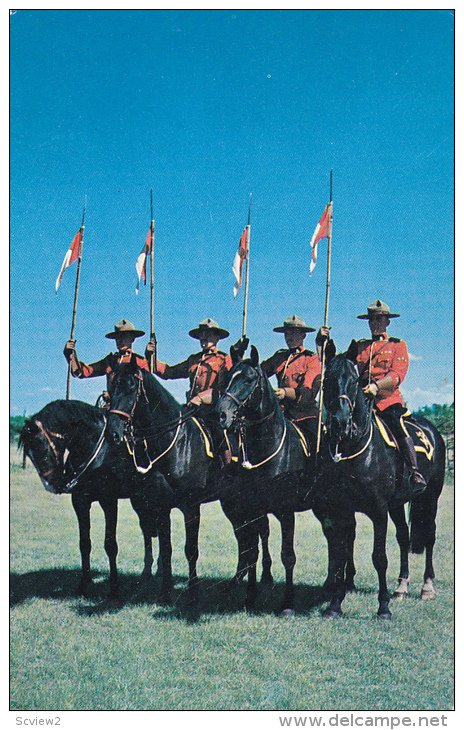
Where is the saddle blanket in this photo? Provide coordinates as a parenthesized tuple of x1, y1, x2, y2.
(375, 413, 434, 461)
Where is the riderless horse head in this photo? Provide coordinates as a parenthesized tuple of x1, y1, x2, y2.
(217, 346, 272, 432)
(19, 400, 107, 494)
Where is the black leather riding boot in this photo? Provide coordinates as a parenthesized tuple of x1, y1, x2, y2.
(401, 436, 427, 495)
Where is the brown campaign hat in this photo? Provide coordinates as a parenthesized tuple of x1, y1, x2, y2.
(357, 299, 400, 320)
(273, 314, 316, 333)
(105, 319, 145, 339)
(188, 318, 230, 340)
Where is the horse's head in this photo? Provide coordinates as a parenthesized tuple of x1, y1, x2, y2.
(216, 345, 267, 431)
(106, 357, 146, 446)
(323, 354, 361, 441)
(20, 415, 68, 493)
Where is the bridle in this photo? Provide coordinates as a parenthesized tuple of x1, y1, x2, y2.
(223, 366, 274, 428)
(108, 370, 148, 425)
(325, 375, 373, 463)
(25, 417, 106, 493)
(108, 367, 184, 474)
(222, 364, 287, 470)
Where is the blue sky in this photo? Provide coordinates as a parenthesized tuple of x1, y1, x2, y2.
(10, 9, 454, 415)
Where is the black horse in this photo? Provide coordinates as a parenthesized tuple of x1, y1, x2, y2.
(216, 346, 316, 613)
(317, 354, 446, 619)
(19, 399, 174, 600)
(105, 360, 273, 606)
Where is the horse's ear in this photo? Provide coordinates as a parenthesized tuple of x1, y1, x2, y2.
(250, 345, 259, 367)
(346, 340, 358, 363)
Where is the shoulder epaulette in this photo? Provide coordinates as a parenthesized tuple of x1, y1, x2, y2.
(357, 339, 370, 344)
(303, 349, 316, 356)
(388, 337, 401, 343)
(217, 350, 227, 357)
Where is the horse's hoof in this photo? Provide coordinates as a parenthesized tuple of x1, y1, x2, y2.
(377, 610, 392, 620)
(279, 608, 295, 617)
(346, 583, 356, 593)
(322, 608, 342, 619)
(421, 589, 437, 601)
(392, 588, 409, 601)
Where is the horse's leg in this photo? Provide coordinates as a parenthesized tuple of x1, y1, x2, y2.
(99, 496, 119, 598)
(258, 514, 273, 585)
(183, 506, 201, 605)
(222, 507, 259, 609)
(243, 520, 259, 611)
(371, 510, 391, 619)
(277, 511, 296, 616)
(421, 545, 437, 600)
(156, 509, 173, 604)
(71, 492, 93, 596)
(389, 505, 410, 599)
(319, 513, 349, 619)
(345, 515, 357, 592)
(130, 495, 155, 581)
(422, 497, 438, 601)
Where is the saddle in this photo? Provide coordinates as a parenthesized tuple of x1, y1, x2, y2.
(375, 413, 434, 461)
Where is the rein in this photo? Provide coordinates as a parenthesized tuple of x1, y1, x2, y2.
(124, 416, 182, 474)
(224, 366, 288, 469)
(326, 377, 374, 463)
(110, 369, 185, 474)
(62, 420, 107, 492)
(31, 417, 107, 493)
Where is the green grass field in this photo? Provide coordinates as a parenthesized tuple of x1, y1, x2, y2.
(10, 448, 454, 711)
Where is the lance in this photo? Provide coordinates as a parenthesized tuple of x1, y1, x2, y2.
(315, 171, 333, 455)
(242, 193, 252, 337)
(149, 190, 157, 373)
(66, 201, 86, 399)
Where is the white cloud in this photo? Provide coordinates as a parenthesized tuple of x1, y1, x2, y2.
(403, 382, 454, 411)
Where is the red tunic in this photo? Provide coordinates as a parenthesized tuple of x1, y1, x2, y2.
(155, 347, 233, 402)
(349, 335, 409, 411)
(72, 350, 149, 389)
(261, 346, 321, 420)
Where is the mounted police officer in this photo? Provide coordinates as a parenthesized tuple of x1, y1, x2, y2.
(332, 299, 427, 494)
(261, 314, 325, 452)
(145, 318, 248, 463)
(63, 320, 149, 405)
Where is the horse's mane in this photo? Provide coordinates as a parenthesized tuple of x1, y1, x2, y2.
(141, 368, 181, 412)
(229, 356, 281, 412)
(26, 399, 103, 435)
(325, 353, 358, 381)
